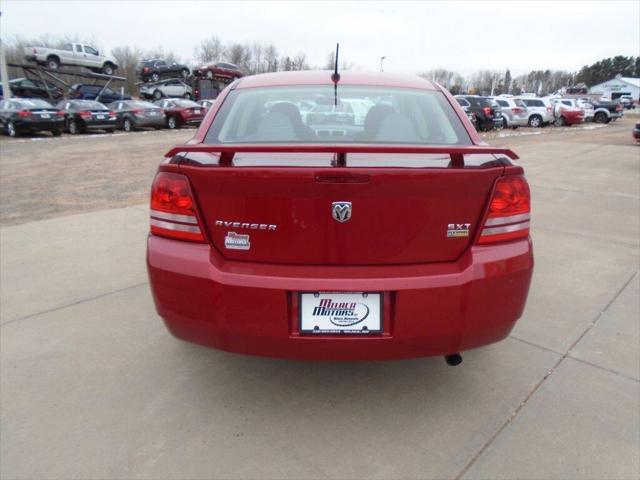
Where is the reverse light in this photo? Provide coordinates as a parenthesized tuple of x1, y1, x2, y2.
(477, 175, 530, 244)
(149, 172, 205, 242)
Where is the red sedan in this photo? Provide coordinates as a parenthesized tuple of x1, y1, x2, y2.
(147, 71, 534, 363)
(194, 61, 244, 80)
(154, 99, 205, 129)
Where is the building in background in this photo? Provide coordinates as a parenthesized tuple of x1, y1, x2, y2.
(590, 75, 639, 102)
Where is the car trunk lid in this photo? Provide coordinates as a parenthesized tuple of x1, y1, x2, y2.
(168, 145, 517, 266)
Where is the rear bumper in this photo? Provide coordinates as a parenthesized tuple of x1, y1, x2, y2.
(147, 236, 534, 360)
(133, 116, 165, 127)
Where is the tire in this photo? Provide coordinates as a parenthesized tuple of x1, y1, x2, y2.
(594, 111, 608, 124)
(528, 115, 542, 128)
(123, 118, 133, 132)
(151, 72, 160, 82)
(7, 121, 17, 137)
(46, 56, 60, 70)
(52, 129, 62, 137)
(180, 69, 189, 78)
(502, 117, 508, 129)
(68, 119, 79, 134)
(183, 92, 192, 99)
(167, 116, 177, 129)
(102, 63, 115, 76)
(153, 89, 163, 100)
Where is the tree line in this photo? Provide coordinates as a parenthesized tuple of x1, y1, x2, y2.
(3, 34, 637, 98)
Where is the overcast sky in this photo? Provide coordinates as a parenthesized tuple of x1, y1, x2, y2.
(1, 0, 638, 75)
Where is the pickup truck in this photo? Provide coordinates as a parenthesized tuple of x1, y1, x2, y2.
(592, 100, 623, 124)
(24, 43, 119, 76)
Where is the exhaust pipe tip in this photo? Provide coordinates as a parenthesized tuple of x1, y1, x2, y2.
(444, 353, 463, 366)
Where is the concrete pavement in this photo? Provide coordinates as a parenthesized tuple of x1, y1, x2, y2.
(1, 120, 638, 479)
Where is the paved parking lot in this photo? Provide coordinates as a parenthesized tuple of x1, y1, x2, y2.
(1, 118, 639, 479)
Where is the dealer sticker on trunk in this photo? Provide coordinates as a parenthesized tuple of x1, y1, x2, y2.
(224, 232, 250, 250)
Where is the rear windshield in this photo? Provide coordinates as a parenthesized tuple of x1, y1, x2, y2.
(173, 100, 200, 108)
(17, 99, 53, 109)
(128, 101, 158, 109)
(205, 85, 471, 145)
(72, 101, 107, 110)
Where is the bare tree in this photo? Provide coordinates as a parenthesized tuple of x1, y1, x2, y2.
(111, 46, 144, 95)
(194, 35, 223, 64)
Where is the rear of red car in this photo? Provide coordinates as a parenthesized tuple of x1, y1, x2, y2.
(147, 72, 533, 361)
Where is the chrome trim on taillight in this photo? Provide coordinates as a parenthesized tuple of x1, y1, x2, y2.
(150, 219, 201, 233)
(481, 221, 530, 237)
(484, 213, 530, 227)
(150, 209, 198, 224)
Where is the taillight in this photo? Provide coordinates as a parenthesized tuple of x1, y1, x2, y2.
(616, 104, 622, 112)
(511, 107, 523, 114)
(483, 106, 492, 116)
(18, 110, 32, 118)
(149, 172, 205, 242)
(143, 66, 149, 73)
(108, 111, 116, 117)
(56, 111, 65, 117)
(477, 175, 530, 244)
(546, 105, 552, 112)
(131, 109, 141, 115)
(79, 111, 92, 118)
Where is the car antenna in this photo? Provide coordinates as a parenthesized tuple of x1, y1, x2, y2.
(331, 43, 340, 107)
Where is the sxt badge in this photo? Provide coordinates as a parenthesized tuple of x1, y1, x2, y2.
(447, 223, 471, 238)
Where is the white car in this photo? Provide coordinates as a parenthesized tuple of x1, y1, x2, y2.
(24, 43, 118, 75)
(516, 97, 555, 128)
(491, 97, 529, 128)
(140, 79, 193, 100)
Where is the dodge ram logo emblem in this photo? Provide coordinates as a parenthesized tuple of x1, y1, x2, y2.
(332, 202, 352, 223)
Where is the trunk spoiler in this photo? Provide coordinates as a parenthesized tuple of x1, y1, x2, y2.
(165, 144, 518, 167)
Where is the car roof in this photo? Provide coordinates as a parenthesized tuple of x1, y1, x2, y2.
(235, 71, 438, 90)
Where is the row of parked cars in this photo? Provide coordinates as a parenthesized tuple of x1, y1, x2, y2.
(0, 97, 211, 137)
(455, 94, 624, 131)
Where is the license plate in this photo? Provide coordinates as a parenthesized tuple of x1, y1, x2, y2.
(40, 113, 50, 119)
(148, 111, 157, 116)
(194, 109, 201, 114)
(96, 115, 105, 120)
(299, 292, 382, 334)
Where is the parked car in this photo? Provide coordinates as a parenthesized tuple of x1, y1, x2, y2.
(576, 99, 595, 122)
(197, 99, 215, 110)
(24, 43, 118, 75)
(633, 122, 640, 143)
(591, 100, 623, 123)
(461, 105, 477, 128)
(455, 95, 502, 131)
(491, 97, 528, 129)
(68, 84, 131, 103)
(146, 71, 533, 361)
(139, 79, 193, 100)
(107, 100, 166, 131)
(0, 77, 64, 101)
(153, 98, 205, 129)
(619, 95, 635, 109)
(0, 98, 64, 137)
(551, 99, 585, 126)
(136, 59, 190, 83)
(56, 99, 116, 134)
(193, 62, 243, 80)
(517, 97, 554, 127)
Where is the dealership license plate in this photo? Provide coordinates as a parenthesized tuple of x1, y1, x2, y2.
(194, 109, 201, 114)
(40, 113, 50, 119)
(299, 292, 382, 334)
(96, 115, 105, 119)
